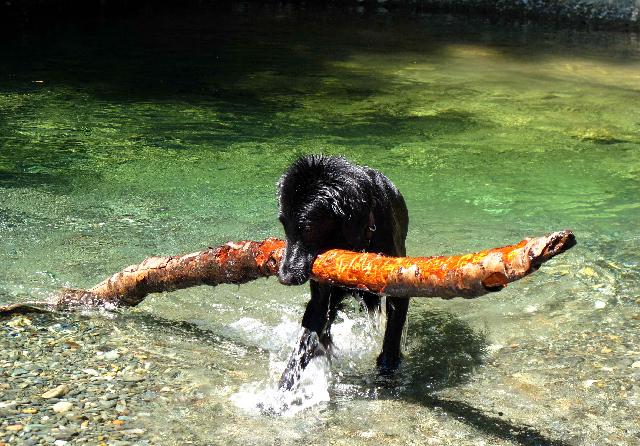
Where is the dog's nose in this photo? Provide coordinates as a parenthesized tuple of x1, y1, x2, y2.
(278, 241, 314, 286)
(278, 262, 309, 285)
(278, 271, 307, 286)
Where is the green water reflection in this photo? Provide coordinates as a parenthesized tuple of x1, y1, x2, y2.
(1, 10, 639, 446)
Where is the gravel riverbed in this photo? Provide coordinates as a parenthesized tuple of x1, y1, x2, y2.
(3, 300, 640, 446)
(0, 312, 201, 446)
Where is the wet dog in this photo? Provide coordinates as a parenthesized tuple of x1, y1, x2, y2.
(277, 155, 409, 389)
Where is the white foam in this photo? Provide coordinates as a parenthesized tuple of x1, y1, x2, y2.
(332, 311, 380, 357)
(229, 310, 382, 416)
(230, 355, 331, 417)
(225, 316, 300, 351)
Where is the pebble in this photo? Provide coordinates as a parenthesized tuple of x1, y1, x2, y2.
(124, 428, 146, 435)
(42, 384, 70, 399)
(594, 300, 607, 309)
(67, 389, 82, 397)
(6, 424, 23, 432)
(140, 391, 157, 401)
(6, 316, 32, 328)
(52, 401, 73, 414)
(101, 400, 117, 409)
(122, 375, 145, 382)
(54, 428, 78, 440)
(103, 350, 120, 360)
(632, 361, 640, 369)
(580, 267, 598, 278)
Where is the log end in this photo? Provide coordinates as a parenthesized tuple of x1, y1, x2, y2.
(477, 230, 576, 296)
(529, 230, 577, 270)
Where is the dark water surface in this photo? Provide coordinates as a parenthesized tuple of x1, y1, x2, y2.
(1, 9, 639, 445)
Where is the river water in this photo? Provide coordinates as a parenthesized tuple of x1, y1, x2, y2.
(1, 8, 639, 446)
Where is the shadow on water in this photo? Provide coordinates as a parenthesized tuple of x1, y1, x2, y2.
(411, 394, 576, 446)
(353, 309, 574, 446)
(1, 6, 637, 105)
(1, 6, 637, 192)
(401, 309, 487, 393)
(117, 310, 264, 355)
(0, 172, 72, 190)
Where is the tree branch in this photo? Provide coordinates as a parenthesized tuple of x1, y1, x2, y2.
(0, 231, 575, 316)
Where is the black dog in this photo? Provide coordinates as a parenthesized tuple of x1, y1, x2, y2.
(277, 155, 409, 390)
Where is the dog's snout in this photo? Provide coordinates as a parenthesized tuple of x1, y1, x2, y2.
(278, 242, 314, 286)
(279, 269, 308, 286)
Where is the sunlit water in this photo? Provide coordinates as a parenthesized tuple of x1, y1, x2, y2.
(1, 8, 639, 445)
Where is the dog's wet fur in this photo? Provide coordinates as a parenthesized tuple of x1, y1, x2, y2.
(277, 155, 409, 389)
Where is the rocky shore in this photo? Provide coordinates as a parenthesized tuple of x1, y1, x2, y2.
(1, 0, 639, 30)
(410, 0, 640, 29)
(0, 312, 196, 446)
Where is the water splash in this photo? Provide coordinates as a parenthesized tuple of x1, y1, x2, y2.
(230, 310, 381, 416)
(230, 355, 331, 417)
(222, 315, 304, 352)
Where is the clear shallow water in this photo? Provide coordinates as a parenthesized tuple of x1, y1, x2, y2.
(1, 9, 639, 445)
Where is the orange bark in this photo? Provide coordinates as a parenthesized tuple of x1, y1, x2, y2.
(311, 230, 575, 298)
(0, 230, 575, 315)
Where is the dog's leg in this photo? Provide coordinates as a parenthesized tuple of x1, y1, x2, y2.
(278, 328, 323, 390)
(377, 296, 410, 372)
(279, 281, 345, 390)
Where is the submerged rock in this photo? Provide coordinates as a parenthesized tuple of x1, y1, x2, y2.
(52, 401, 73, 414)
(42, 384, 70, 399)
(572, 128, 625, 144)
(102, 350, 120, 361)
(122, 375, 145, 383)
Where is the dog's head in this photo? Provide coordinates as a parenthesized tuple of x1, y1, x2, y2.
(277, 155, 375, 285)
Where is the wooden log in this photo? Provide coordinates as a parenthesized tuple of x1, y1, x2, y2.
(0, 230, 575, 316)
(313, 230, 576, 298)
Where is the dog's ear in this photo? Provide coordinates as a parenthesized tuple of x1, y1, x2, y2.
(340, 195, 378, 251)
(341, 211, 369, 250)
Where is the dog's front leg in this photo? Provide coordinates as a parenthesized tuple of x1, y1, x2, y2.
(279, 281, 345, 390)
(278, 328, 325, 390)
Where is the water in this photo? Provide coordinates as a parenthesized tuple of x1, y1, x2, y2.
(1, 8, 639, 445)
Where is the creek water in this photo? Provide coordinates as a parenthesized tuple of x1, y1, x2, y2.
(1, 8, 639, 445)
